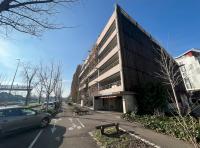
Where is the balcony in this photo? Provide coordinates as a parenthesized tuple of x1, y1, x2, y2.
(98, 85, 122, 96)
(97, 45, 119, 69)
(97, 64, 120, 82)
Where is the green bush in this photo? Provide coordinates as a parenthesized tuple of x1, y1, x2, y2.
(121, 112, 200, 142)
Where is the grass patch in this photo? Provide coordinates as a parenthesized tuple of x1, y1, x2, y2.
(40, 108, 58, 116)
(92, 127, 154, 148)
(121, 112, 200, 142)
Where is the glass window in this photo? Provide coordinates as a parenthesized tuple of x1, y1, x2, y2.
(5, 108, 22, 117)
(21, 109, 36, 116)
(180, 66, 186, 72)
(184, 78, 192, 89)
(0, 110, 4, 117)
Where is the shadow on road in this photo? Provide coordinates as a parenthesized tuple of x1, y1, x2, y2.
(34, 125, 66, 148)
(0, 125, 66, 148)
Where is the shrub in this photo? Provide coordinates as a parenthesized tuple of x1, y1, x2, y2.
(41, 109, 58, 116)
(121, 112, 200, 142)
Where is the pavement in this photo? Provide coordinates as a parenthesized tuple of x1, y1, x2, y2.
(0, 104, 194, 148)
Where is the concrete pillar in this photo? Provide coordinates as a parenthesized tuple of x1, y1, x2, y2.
(81, 99, 84, 107)
(122, 95, 138, 114)
(92, 96, 95, 110)
(122, 98, 127, 113)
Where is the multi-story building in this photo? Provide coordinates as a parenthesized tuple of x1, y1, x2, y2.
(175, 49, 200, 101)
(77, 5, 185, 113)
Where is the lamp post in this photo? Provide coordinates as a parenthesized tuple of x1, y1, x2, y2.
(9, 59, 20, 94)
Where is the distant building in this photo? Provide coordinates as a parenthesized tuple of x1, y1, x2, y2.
(76, 5, 185, 113)
(70, 65, 82, 103)
(175, 49, 200, 101)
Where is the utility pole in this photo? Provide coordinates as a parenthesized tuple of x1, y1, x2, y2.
(9, 59, 20, 94)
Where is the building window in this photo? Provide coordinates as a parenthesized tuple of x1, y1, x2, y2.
(184, 78, 192, 89)
(180, 65, 186, 72)
(188, 64, 193, 70)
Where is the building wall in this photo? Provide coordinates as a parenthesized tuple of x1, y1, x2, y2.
(116, 6, 167, 92)
(176, 51, 200, 91)
(76, 5, 186, 112)
(70, 65, 82, 103)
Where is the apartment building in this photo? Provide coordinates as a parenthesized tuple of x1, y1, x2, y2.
(77, 5, 184, 113)
(175, 49, 200, 100)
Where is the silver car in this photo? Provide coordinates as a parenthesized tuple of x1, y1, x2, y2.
(0, 106, 51, 136)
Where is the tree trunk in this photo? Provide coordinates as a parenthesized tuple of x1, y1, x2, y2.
(171, 83, 181, 115)
(25, 90, 31, 106)
(38, 93, 41, 104)
(46, 93, 50, 111)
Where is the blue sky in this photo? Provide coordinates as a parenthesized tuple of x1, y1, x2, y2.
(0, 0, 200, 96)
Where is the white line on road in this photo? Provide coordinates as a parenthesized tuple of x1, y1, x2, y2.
(28, 129, 43, 148)
(69, 118, 73, 122)
(76, 118, 85, 128)
(51, 120, 57, 134)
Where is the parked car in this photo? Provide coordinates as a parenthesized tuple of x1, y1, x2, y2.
(42, 101, 57, 110)
(0, 106, 51, 136)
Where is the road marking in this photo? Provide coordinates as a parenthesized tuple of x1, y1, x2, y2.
(77, 126, 82, 129)
(68, 118, 84, 131)
(72, 123, 77, 128)
(68, 127, 74, 131)
(51, 118, 62, 134)
(28, 129, 43, 148)
(51, 121, 57, 134)
(76, 118, 85, 127)
(69, 118, 73, 122)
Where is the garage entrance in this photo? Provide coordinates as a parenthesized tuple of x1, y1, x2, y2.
(94, 95, 123, 112)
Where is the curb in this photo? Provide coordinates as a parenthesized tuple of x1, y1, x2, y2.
(120, 127, 160, 148)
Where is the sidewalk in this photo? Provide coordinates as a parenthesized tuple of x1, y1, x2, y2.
(120, 122, 193, 148)
(108, 113, 193, 148)
(73, 104, 194, 148)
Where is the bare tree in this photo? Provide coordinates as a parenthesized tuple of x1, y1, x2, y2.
(39, 61, 61, 110)
(155, 48, 183, 115)
(155, 48, 199, 147)
(53, 78, 63, 110)
(35, 82, 44, 104)
(0, 74, 4, 85)
(22, 63, 38, 106)
(0, 0, 77, 36)
(54, 78, 63, 101)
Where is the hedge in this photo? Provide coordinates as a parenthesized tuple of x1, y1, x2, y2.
(121, 112, 200, 142)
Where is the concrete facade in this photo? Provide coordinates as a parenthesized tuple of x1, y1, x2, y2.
(176, 49, 200, 92)
(77, 5, 184, 113)
(175, 49, 200, 103)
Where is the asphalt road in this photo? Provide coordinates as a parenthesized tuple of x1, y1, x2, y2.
(0, 104, 122, 148)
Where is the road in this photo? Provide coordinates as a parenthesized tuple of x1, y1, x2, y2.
(0, 104, 122, 148)
(0, 104, 192, 148)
